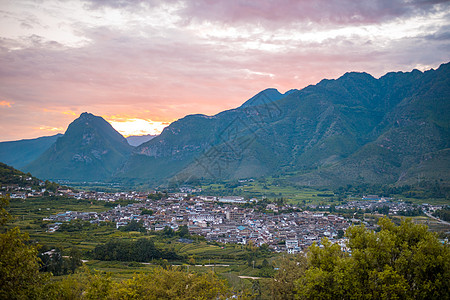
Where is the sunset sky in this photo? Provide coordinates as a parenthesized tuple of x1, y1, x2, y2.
(0, 0, 449, 141)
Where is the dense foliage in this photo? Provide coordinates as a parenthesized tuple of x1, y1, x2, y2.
(118, 220, 146, 232)
(38, 246, 82, 275)
(0, 162, 40, 186)
(433, 207, 450, 222)
(1, 196, 230, 299)
(273, 217, 450, 299)
(0, 197, 49, 299)
(93, 238, 179, 262)
(47, 266, 230, 300)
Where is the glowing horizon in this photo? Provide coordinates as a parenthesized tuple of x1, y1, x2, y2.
(0, 0, 449, 142)
(107, 118, 171, 137)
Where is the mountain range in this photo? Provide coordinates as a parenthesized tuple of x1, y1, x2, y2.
(125, 134, 157, 147)
(1, 63, 449, 189)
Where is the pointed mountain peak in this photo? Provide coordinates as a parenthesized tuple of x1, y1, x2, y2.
(66, 112, 121, 137)
(79, 112, 95, 118)
(339, 71, 375, 81)
(240, 88, 284, 108)
(25, 112, 132, 181)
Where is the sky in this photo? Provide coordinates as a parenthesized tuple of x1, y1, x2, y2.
(0, 0, 449, 141)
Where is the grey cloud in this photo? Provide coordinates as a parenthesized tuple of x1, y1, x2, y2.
(177, 0, 449, 27)
(82, 0, 178, 11)
(424, 25, 450, 40)
(80, 0, 449, 27)
(1, 0, 449, 141)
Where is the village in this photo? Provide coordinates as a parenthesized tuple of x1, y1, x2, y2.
(2, 178, 446, 253)
(26, 187, 443, 253)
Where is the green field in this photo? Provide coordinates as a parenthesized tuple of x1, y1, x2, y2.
(5, 191, 448, 297)
(6, 195, 278, 295)
(200, 177, 450, 207)
(200, 179, 339, 205)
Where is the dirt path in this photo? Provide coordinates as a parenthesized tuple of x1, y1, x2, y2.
(423, 210, 450, 226)
(238, 276, 262, 280)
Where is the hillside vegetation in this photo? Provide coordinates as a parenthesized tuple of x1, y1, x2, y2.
(3, 63, 449, 192)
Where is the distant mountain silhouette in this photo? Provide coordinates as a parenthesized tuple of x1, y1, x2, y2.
(126, 134, 157, 147)
(9, 63, 450, 189)
(25, 113, 132, 181)
(0, 134, 62, 169)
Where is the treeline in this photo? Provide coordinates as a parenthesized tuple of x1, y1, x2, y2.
(0, 162, 40, 186)
(103, 199, 141, 207)
(397, 206, 423, 216)
(2, 196, 232, 299)
(306, 204, 422, 217)
(92, 238, 180, 262)
(2, 195, 449, 299)
(433, 207, 450, 222)
(334, 182, 449, 199)
(52, 267, 229, 299)
(38, 247, 82, 275)
(272, 217, 450, 299)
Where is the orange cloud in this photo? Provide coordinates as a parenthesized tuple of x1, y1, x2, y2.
(34, 125, 65, 132)
(43, 108, 77, 116)
(0, 100, 13, 107)
(62, 110, 77, 116)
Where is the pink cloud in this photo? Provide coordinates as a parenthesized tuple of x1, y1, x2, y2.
(0, 100, 13, 107)
(0, 0, 449, 141)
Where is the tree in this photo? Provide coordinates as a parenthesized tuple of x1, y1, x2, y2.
(0, 196, 11, 226)
(258, 258, 275, 278)
(0, 197, 49, 299)
(39, 247, 69, 275)
(176, 225, 190, 238)
(110, 267, 230, 299)
(291, 217, 450, 300)
(162, 226, 175, 237)
(119, 220, 145, 232)
(271, 254, 307, 299)
(140, 208, 154, 215)
(68, 247, 83, 273)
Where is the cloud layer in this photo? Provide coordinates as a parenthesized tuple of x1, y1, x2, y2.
(0, 0, 449, 141)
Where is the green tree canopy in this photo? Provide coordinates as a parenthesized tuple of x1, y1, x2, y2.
(0, 197, 49, 299)
(291, 217, 450, 300)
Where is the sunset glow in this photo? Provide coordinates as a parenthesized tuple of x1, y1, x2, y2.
(0, 101, 12, 107)
(107, 118, 170, 137)
(0, 0, 449, 141)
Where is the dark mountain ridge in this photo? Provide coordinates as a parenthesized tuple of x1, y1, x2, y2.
(117, 63, 449, 188)
(8, 63, 450, 189)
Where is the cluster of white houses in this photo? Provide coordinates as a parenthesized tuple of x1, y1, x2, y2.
(5, 184, 445, 253)
(44, 193, 352, 253)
